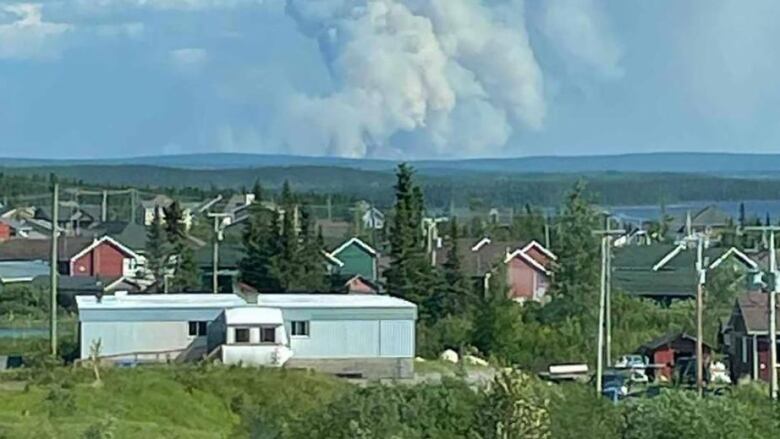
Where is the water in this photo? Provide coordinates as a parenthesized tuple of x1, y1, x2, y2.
(608, 200, 780, 224)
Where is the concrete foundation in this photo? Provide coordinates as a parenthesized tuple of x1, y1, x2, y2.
(286, 357, 414, 379)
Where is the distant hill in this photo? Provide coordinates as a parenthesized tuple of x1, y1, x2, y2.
(5, 152, 780, 175)
(6, 164, 780, 208)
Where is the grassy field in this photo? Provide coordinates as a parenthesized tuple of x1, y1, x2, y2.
(0, 364, 347, 438)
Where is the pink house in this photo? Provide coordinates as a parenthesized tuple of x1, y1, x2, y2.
(503, 242, 555, 302)
(440, 238, 556, 303)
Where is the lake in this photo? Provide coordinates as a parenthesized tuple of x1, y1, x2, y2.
(608, 200, 780, 224)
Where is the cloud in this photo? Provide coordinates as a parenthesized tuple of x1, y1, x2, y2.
(280, 0, 545, 158)
(0, 3, 72, 60)
(536, 0, 623, 80)
(169, 47, 208, 74)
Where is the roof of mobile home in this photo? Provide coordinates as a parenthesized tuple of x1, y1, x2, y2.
(254, 294, 415, 309)
(76, 293, 247, 310)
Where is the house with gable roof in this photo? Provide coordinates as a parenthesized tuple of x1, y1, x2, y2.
(437, 237, 557, 302)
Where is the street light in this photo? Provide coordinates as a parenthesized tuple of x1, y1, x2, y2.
(208, 213, 231, 294)
(423, 217, 447, 266)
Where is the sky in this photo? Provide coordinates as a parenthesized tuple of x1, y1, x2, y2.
(1, 0, 780, 160)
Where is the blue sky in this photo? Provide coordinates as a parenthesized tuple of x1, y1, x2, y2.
(1, 0, 779, 159)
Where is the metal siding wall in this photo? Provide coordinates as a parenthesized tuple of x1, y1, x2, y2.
(81, 321, 198, 358)
(80, 307, 228, 322)
(279, 308, 416, 322)
(289, 320, 379, 359)
(379, 320, 414, 357)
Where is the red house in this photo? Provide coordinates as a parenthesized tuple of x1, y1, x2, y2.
(0, 222, 10, 242)
(724, 293, 780, 383)
(439, 238, 556, 302)
(504, 242, 555, 302)
(63, 236, 143, 278)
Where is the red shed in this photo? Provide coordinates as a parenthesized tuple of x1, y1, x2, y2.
(637, 332, 712, 381)
(65, 236, 142, 278)
(0, 222, 10, 242)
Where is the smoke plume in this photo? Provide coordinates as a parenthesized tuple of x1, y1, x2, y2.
(281, 0, 545, 158)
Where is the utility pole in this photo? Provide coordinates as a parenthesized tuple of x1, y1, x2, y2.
(744, 226, 779, 400)
(544, 215, 551, 249)
(658, 234, 708, 397)
(130, 189, 137, 224)
(605, 216, 613, 366)
(695, 236, 705, 398)
(101, 190, 108, 222)
(326, 195, 332, 221)
(208, 213, 229, 294)
(593, 225, 624, 394)
(49, 178, 59, 356)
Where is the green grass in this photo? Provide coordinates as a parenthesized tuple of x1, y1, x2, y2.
(0, 364, 349, 438)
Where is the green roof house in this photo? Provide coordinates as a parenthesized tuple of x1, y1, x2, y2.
(612, 244, 758, 303)
(329, 237, 378, 282)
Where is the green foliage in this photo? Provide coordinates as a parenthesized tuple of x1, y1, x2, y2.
(386, 164, 436, 310)
(145, 209, 167, 291)
(0, 284, 48, 318)
(239, 203, 280, 291)
(511, 204, 547, 243)
(545, 181, 601, 322)
(474, 371, 551, 439)
(169, 243, 200, 292)
(239, 184, 328, 292)
(294, 378, 480, 439)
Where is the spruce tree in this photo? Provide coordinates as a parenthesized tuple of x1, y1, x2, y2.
(386, 164, 435, 307)
(543, 181, 600, 323)
(145, 209, 167, 291)
(252, 179, 264, 202)
(239, 204, 280, 291)
(163, 200, 201, 292)
(272, 182, 299, 291)
(170, 244, 200, 292)
(295, 207, 328, 291)
(440, 217, 471, 316)
(163, 201, 185, 245)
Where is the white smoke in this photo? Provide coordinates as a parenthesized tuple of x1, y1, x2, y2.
(281, 0, 545, 158)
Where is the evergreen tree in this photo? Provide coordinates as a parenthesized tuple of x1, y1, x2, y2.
(169, 244, 200, 292)
(438, 218, 471, 317)
(252, 179, 264, 202)
(511, 204, 546, 243)
(145, 209, 167, 291)
(386, 164, 431, 305)
(295, 206, 328, 291)
(162, 201, 200, 292)
(163, 201, 185, 245)
(239, 204, 280, 291)
(543, 181, 600, 323)
(271, 181, 302, 291)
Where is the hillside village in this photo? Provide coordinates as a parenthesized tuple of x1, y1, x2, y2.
(0, 167, 777, 391)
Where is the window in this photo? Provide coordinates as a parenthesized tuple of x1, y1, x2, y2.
(742, 336, 748, 363)
(291, 321, 310, 337)
(188, 321, 207, 337)
(234, 328, 250, 343)
(260, 326, 276, 343)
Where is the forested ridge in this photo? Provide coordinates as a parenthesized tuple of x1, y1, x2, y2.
(4, 165, 780, 208)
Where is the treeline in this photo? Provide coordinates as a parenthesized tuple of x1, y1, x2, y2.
(7, 165, 780, 208)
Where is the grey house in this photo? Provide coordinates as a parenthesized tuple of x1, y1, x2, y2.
(77, 292, 417, 378)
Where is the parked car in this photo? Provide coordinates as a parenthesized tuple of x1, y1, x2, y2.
(592, 369, 630, 403)
(615, 354, 648, 369)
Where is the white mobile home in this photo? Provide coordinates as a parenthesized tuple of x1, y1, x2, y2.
(77, 293, 417, 378)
